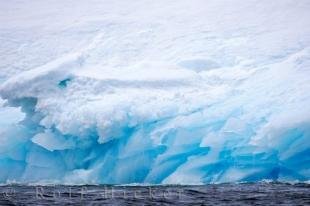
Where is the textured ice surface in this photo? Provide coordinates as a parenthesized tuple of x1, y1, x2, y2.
(0, 0, 310, 184)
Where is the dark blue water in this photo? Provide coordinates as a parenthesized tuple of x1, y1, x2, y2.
(0, 182, 309, 205)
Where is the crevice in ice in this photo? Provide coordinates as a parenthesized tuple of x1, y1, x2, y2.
(178, 58, 221, 72)
(58, 78, 72, 89)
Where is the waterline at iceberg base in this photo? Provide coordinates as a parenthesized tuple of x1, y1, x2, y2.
(1, 183, 310, 205)
(0, 0, 310, 185)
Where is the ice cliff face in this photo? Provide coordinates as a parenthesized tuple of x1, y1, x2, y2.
(0, 0, 309, 184)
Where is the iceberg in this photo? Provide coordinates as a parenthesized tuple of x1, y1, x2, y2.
(0, 0, 309, 184)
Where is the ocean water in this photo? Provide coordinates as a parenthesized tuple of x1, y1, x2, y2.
(0, 183, 309, 205)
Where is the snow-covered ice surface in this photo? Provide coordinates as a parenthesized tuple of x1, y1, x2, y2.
(0, 0, 310, 184)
